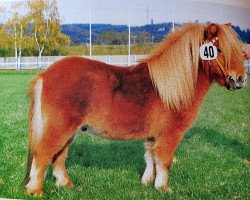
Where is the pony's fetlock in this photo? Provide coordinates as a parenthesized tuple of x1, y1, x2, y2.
(65, 180, 74, 188)
(55, 178, 74, 188)
(142, 139, 156, 186)
(26, 184, 44, 197)
(141, 168, 155, 186)
(53, 166, 73, 188)
(141, 175, 155, 186)
(154, 163, 168, 191)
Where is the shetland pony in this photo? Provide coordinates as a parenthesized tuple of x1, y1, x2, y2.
(24, 23, 247, 196)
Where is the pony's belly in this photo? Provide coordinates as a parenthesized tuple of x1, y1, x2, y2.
(82, 122, 149, 141)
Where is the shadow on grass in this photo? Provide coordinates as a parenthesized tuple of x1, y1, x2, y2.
(67, 136, 145, 173)
(185, 127, 250, 159)
(66, 126, 249, 175)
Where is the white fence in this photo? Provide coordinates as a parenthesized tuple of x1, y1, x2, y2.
(0, 55, 249, 72)
(0, 55, 146, 70)
(245, 60, 250, 73)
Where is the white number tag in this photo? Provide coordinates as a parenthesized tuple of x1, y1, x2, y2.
(199, 43, 218, 60)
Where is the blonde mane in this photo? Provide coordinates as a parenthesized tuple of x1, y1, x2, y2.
(140, 24, 205, 109)
(140, 23, 242, 110)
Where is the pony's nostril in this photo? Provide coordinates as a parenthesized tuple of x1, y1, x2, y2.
(226, 75, 232, 80)
(237, 75, 244, 83)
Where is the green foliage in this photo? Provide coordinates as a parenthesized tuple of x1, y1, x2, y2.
(131, 31, 152, 44)
(0, 0, 70, 57)
(96, 31, 152, 45)
(0, 26, 15, 51)
(0, 72, 249, 199)
(0, 49, 13, 57)
(97, 32, 128, 45)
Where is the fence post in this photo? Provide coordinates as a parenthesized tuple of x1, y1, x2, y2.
(36, 56, 38, 70)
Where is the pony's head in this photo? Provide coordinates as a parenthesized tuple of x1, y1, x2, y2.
(203, 23, 247, 91)
(140, 23, 247, 110)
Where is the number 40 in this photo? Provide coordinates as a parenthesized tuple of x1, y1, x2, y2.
(204, 46, 214, 58)
(199, 44, 218, 60)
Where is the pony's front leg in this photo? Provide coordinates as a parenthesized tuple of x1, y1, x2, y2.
(141, 138, 156, 185)
(153, 131, 183, 192)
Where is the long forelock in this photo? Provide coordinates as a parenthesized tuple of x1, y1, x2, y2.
(217, 25, 244, 69)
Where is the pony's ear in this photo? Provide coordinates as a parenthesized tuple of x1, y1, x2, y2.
(204, 23, 218, 40)
(224, 23, 232, 27)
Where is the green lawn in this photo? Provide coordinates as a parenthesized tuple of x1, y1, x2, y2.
(0, 71, 249, 200)
(66, 44, 156, 56)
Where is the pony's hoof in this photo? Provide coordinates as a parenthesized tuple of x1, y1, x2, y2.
(167, 187, 173, 193)
(141, 169, 155, 186)
(141, 176, 154, 186)
(56, 179, 74, 188)
(65, 181, 74, 188)
(142, 180, 152, 186)
(155, 185, 173, 193)
(27, 188, 44, 196)
(26, 181, 44, 196)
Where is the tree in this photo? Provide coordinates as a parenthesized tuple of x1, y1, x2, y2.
(0, 8, 8, 56)
(132, 31, 151, 44)
(97, 31, 128, 45)
(27, 0, 47, 59)
(27, 0, 70, 58)
(44, 0, 70, 54)
(2, 2, 29, 68)
(0, 0, 70, 59)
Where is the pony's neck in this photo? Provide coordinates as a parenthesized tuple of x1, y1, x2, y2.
(192, 68, 212, 108)
(174, 67, 212, 118)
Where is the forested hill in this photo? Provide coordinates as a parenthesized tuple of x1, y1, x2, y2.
(61, 23, 250, 45)
(61, 23, 173, 45)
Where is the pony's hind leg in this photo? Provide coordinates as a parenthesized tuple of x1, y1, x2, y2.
(52, 136, 75, 188)
(141, 137, 156, 185)
(26, 124, 77, 196)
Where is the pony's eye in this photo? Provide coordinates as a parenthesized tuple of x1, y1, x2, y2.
(217, 48, 222, 53)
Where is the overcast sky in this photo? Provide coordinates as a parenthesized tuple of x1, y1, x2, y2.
(1, 0, 250, 29)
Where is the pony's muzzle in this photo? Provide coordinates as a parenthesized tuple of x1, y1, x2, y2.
(226, 75, 247, 91)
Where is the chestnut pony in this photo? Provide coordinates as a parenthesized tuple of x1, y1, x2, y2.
(24, 23, 247, 196)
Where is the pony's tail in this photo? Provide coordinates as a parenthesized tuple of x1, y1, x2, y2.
(23, 77, 44, 185)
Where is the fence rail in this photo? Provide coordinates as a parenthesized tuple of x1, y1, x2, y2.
(0, 55, 146, 70)
(0, 55, 249, 72)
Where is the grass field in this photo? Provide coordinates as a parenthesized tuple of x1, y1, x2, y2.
(66, 44, 156, 56)
(0, 71, 249, 200)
